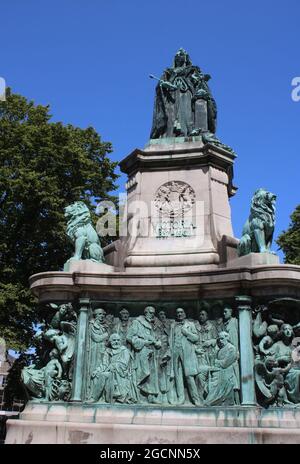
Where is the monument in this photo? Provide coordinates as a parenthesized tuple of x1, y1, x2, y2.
(6, 49, 300, 444)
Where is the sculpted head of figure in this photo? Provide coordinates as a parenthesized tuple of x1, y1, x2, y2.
(44, 329, 60, 343)
(176, 307, 186, 321)
(281, 324, 293, 341)
(93, 308, 106, 322)
(223, 306, 233, 321)
(49, 348, 59, 359)
(109, 333, 121, 349)
(119, 308, 129, 322)
(173, 48, 192, 68)
(267, 324, 279, 340)
(59, 304, 69, 317)
(158, 310, 167, 322)
(218, 331, 230, 348)
(199, 310, 208, 325)
(144, 306, 156, 322)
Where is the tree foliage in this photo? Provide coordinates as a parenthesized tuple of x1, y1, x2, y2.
(0, 89, 119, 351)
(277, 205, 300, 265)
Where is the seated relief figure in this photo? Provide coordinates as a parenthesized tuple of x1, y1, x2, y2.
(49, 302, 77, 332)
(22, 352, 63, 402)
(254, 314, 299, 406)
(22, 303, 76, 401)
(22, 364, 48, 400)
(205, 332, 239, 406)
(89, 333, 137, 404)
(192, 305, 240, 405)
(43, 326, 75, 381)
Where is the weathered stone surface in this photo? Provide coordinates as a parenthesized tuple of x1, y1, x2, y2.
(6, 405, 300, 444)
(64, 260, 114, 273)
(29, 264, 300, 302)
(228, 252, 280, 268)
(119, 141, 236, 269)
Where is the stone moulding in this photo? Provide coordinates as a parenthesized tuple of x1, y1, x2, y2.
(12, 402, 300, 427)
(6, 404, 300, 444)
(120, 143, 236, 173)
(29, 264, 300, 302)
(119, 143, 237, 198)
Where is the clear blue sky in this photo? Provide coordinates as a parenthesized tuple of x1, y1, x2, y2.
(1, 0, 299, 257)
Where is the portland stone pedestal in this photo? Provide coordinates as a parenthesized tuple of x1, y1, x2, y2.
(112, 138, 237, 269)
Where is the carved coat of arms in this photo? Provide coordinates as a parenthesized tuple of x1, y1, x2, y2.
(154, 181, 195, 217)
(154, 181, 196, 238)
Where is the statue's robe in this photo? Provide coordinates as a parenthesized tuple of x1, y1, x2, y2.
(285, 362, 300, 403)
(268, 340, 292, 361)
(112, 319, 132, 347)
(196, 320, 218, 367)
(205, 342, 238, 406)
(150, 65, 216, 139)
(223, 317, 240, 390)
(214, 318, 224, 335)
(194, 320, 218, 398)
(104, 346, 137, 403)
(154, 319, 175, 403)
(127, 316, 160, 397)
(21, 365, 45, 398)
(86, 320, 109, 400)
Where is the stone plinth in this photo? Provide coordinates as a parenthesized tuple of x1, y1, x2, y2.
(118, 141, 236, 269)
(6, 403, 300, 444)
(227, 252, 280, 268)
(63, 259, 114, 273)
(29, 263, 300, 302)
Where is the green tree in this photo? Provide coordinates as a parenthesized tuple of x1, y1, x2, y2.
(0, 89, 119, 351)
(277, 205, 300, 265)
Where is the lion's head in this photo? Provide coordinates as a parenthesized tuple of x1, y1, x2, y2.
(64, 201, 90, 220)
(251, 188, 276, 220)
(64, 201, 92, 240)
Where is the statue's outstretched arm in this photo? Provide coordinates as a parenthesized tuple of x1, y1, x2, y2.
(159, 80, 177, 91)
